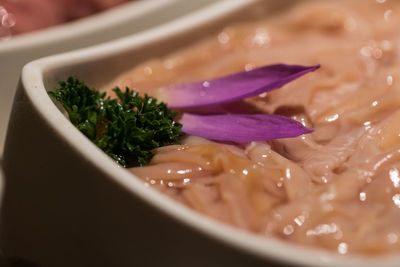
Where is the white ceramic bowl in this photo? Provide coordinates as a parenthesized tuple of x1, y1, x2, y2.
(0, 166, 5, 266)
(2, 1, 400, 266)
(0, 0, 220, 156)
(0, 165, 3, 210)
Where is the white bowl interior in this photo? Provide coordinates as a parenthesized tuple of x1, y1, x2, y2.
(12, 0, 400, 266)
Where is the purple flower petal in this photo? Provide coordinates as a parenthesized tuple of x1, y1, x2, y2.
(158, 64, 320, 108)
(180, 113, 313, 142)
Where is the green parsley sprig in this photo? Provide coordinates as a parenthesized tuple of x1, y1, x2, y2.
(49, 77, 183, 167)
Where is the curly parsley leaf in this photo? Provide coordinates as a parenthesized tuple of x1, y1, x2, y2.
(49, 77, 183, 167)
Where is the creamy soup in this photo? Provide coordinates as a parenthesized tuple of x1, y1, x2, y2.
(106, 0, 400, 255)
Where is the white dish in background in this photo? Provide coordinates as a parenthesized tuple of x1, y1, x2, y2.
(0, 0, 220, 157)
(2, 0, 400, 266)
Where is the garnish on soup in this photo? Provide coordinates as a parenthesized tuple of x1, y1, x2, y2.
(180, 113, 312, 142)
(49, 77, 183, 167)
(157, 64, 319, 108)
(49, 64, 316, 166)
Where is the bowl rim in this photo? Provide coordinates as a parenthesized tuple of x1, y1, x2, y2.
(0, 0, 175, 52)
(19, 0, 400, 266)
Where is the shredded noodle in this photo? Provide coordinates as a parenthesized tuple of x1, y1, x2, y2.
(107, 0, 400, 255)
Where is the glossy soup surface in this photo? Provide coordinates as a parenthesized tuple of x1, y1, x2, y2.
(107, 0, 400, 255)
